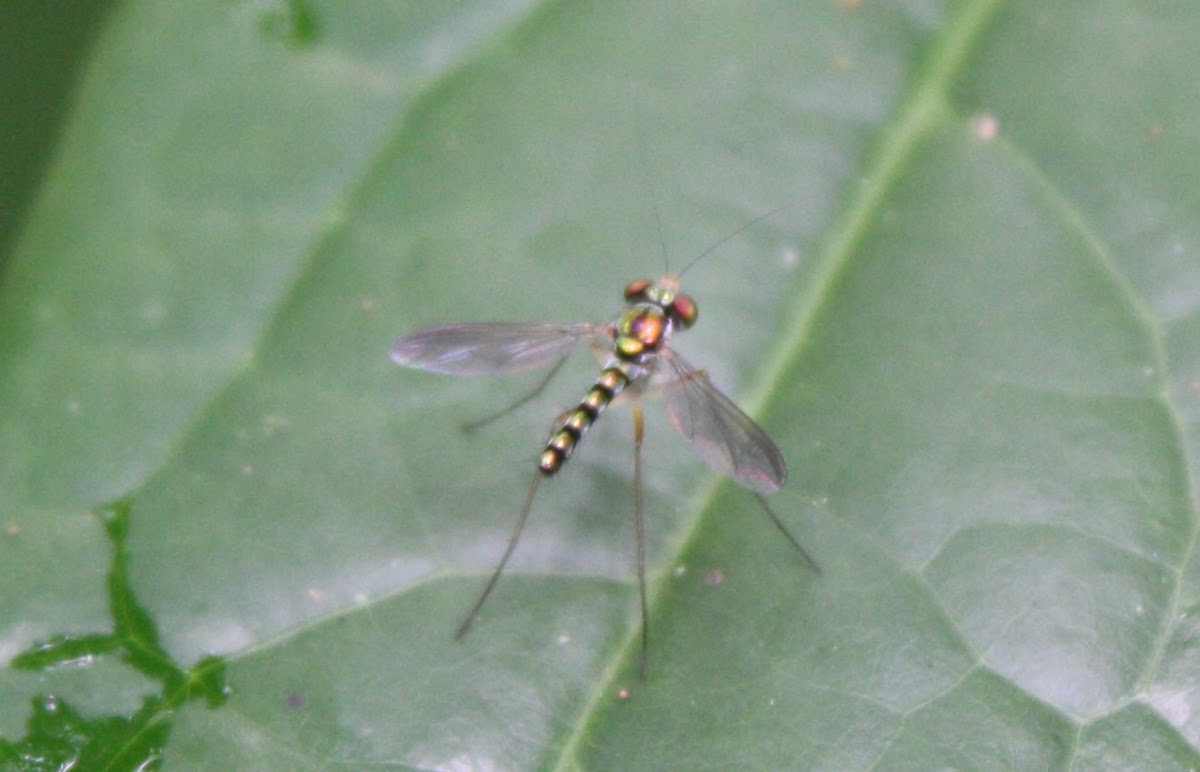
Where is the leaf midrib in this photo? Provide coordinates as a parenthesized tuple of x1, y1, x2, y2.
(551, 0, 1010, 767)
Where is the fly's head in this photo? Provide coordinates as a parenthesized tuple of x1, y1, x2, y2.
(613, 276, 696, 364)
(623, 276, 697, 329)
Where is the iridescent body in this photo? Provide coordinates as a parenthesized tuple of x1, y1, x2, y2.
(391, 269, 816, 679)
(537, 278, 696, 476)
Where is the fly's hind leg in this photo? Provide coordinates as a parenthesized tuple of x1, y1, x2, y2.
(753, 493, 821, 573)
(646, 368, 820, 572)
(632, 402, 650, 681)
(456, 471, 544, 639)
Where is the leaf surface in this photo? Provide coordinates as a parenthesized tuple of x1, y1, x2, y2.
(2, 1, 1199, 769)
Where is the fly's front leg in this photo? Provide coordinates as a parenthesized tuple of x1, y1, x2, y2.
(461, 356, 570, 433)
(463, 327, 617, 433)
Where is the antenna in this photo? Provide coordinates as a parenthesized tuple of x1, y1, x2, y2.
(675, 205, 788, 279)
(628, 82, 788, 280)
(630, 84, 672, 275)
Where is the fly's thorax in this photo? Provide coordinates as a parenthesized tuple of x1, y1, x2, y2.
(537, 277, 701, 477)
(614, 304, 669, 364)
(622, 277, 698, 329)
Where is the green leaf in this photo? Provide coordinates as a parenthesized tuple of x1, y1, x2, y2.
(3, 1, 1199, 769)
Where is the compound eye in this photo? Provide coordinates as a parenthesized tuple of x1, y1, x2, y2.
(624, 278, 653, 302)
(671, 294, 698, 328)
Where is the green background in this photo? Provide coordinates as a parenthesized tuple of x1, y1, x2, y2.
(2, 0, 1199, 769)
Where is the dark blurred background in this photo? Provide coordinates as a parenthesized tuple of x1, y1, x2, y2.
(0, 0, 114, 275)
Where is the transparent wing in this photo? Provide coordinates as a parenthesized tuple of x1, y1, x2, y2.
(390, 322, 608, 375)
(660, 350, 787, 494)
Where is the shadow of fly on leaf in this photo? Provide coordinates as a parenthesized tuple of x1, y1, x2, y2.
(390, 212, 819, 681)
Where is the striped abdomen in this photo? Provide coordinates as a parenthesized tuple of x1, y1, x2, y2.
(539, 366, 630, 475)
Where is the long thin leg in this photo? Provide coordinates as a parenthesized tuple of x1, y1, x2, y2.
(455, 472, 543, 639)
(461, 356, 570, 433)
(753, 492, 821, 574)
(632, 403, 650, 681)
